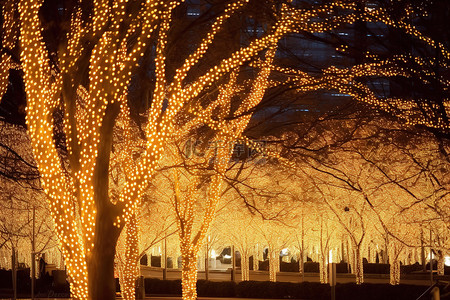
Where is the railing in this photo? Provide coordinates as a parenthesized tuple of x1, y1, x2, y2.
(416, 280, 450, 300)
(415, 282, 439, 300)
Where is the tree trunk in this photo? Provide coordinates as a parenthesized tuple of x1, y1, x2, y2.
(12, 247, 17, 300)
(437, 250, 445, 276)
(319, 252, 328, 284)
(118, 215, 139, 300)
(87, 209, 121, 300)
(421, 230, 426, 272)
(253, 245, 259, 271)
(269, 248, 278, 282)
(384, 236, 389, 264)
(389, 242, 402, 285)
(355, 246, 364, 284)
(389, 257, 400, 285)
(181, 252, 198, 300)
(298, 251, 304, 277)
(347, 243, 354, 274)
(241, 254, 249, 281)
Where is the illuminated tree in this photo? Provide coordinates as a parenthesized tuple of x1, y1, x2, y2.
(3, 0, 447, 299)
(272, 96, 448, 276)
(0, 122, 58, 298)
(0, 121, 56, 251)
(8, 0, 310, 298)
(0, 0, 19, 101)
(251, 193, 297, 283)
(0, 120, 40, 189)
(213, 163, 294, 282)
(311, 210, 338, 284)
(171, 43, 279, 299)
(431, 222, 450, 276)
(269, 1, 450, 139)
(287, 178, 333, 279)
(214, 200, 257, 281)
(318, 184, 374, 284)
(291, 201, 313, 279)
(116, 214, 139, 300)
(0, 179, 57, 261)
(116, 190, 177, 300)
(384, 219, 417, 285)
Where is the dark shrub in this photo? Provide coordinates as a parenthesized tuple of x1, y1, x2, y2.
(236, 281, 328, 299)
(401, 262, 422, 274)
(236, 281, 278, 298)
(304, 262, 319, 272)
(197, 280, 236, 297)
(280, 261, 299, 272)
(335, 283, 424, 300)
(0, 269, 12, 288)
(144, 278, 428, 300)
(0, 268, 31, 291)
(36, 271, 53, 293)
(335, 263, 349, 273)
(144, 278, 181, 295)
(363, 263, 390, 274)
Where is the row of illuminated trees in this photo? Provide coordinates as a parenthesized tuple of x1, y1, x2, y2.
(0, 0, 448, 300)
(1, 112, 448, 299)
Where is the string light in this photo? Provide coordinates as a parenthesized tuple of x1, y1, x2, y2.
(0, 0, 18, 100)
(10, 0, 449, 299)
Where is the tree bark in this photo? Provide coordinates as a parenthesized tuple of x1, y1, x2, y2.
(389, 242, 402, 285)
(181, 253, 198, 300)
(118, 214, 139, 300)
(319, 252, 328, 284)
(389, 257, 401, 285)
(87, 208, 121, 300)
(241, 253, 249, 281)
(269, 248, 279, 282)
(298, 251, 304, 277)
(354, 246, 364, 284)
(253, 245, 259, 271)
(437, 250, 445, 276)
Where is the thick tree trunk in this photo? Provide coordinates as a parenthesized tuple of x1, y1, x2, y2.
(181, 253, 198, 300)
(118, 215, 139, 300)
(389, 258, 400, 285)
(389, 242, 403, 285)
(298, 251, 304, 276)
(269, 248, 278, 282)
(87, 209, 121, 300)
(355, 246, 364, 284)
(319, 252, 328, 284)
(241, 254, 249, 281)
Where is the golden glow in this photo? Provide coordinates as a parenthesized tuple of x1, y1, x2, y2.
(12, 0, 449, 299)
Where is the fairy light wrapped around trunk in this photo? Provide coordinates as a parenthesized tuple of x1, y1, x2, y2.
(354, 245, 364, 284)
(240, 253, 250, 281)
(388, 240, 403, 285)
(8, 0, 449, 298)
(116, 214, 139, 300)
(319, 254, 328, 284)
(15, 0, 304, 298)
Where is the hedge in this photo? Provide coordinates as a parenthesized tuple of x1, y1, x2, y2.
(0, 268, 69, 297)
(144, 278, 428, 300)
(0, 268, 31, 290)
